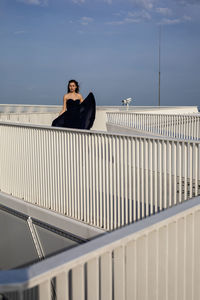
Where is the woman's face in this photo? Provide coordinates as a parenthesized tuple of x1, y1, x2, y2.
(69, 82, 77, 93)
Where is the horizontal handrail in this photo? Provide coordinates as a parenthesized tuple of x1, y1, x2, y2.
(1, 120, 200, 142)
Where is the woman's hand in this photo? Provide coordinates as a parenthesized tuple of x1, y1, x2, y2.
(59, 109, 65, 116)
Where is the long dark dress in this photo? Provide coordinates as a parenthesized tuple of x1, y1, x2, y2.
(51, 92, 96, 130)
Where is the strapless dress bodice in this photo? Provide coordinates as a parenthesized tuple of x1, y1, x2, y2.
(66, 99, 80, 111)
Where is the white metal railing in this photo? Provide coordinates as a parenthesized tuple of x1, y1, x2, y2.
(0, 121, 199, 231)
(1, 195, 200, 300)
(107, 112, 200, 140)
(0, 104, 198, 114)
(0, 104, 60, 113)
(0, 112, 58, 125)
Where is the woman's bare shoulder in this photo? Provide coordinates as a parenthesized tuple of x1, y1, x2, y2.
(77, 93, 84, 101)
(63, 93, 70, 100)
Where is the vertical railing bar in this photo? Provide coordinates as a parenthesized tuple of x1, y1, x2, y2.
(163, 140, 167, 209)
(77, 133, 81, 220)
(61, 132, 65, 214)
(102, 135, 106, 229)
(113, 136, 117, 229)
(72, 133, 76, 218)
(136, 138, 140, 220)
(105, 135, 110, 230)
(168, 141, 172, 207)
(67, 133, 72, 217)
(124, 137, 128, 225)
(95, 134, 99, 228)
(85, 134, 90, 223)
(145, 139, 149, 217)
(154, 140, 158, 213)
(149, 139, 153, 215)
(120, 137, 125, 227)
(184, 142, 188, 201)
(98, 134, 103, 228)
(173, 141, 177, 206)
(109, 135, 114, 230)
(63, 133, 68, 216)
(88, 134, 93, 225)
(194, 144, 198, 196)
(133, 138, 136, 222)
(189, 142, 193, 199)
(116, 137, 121, 228)
(141, 139, 144, 218)
(178, 141, 182, 204)
(91, 134, 96, 226)
(128, 138, 132, 224)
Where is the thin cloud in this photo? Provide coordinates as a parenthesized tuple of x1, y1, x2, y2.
(159, 15, 192, 25)
(129, 0, 155, 10)
(112, 12, 122, 16)
(183, 15, 192, 21)
(72, 0, 85, 3)
(128, 10, 151, 20)
(176, 0, 200, 5)
(124, 17, 141, 23)
(160, 18, 181, 24)
(17, 0, 48, 5)
(14, 30, 26, 34)
(106, 18, 142, 25)
(106, 20, 125, 25)
(80, 16, 94, 25)
(106, 8, 151, 25)
(156, 7, 172, 16)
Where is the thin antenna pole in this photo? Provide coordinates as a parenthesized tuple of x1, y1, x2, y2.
(158, 25, 161, 106)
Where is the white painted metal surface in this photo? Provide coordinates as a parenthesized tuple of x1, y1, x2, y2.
(107, 112, 200, 140)
(0, 104, 61, 113)
(0, 122, 199, 231)
(0, 112, 58, 126)
(0, 195, 200, 300)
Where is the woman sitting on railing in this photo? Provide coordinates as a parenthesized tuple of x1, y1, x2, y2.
(51, 79, 96, 130)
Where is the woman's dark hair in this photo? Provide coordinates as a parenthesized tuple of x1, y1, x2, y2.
(67, 79, 79, 93)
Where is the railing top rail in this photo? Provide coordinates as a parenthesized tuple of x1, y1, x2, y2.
(107, 111, 200, 116)
(0, 112, 58, 115)
(0, 196, 199, 292)
(1, 111, 200, 116)
(0, 105, 199, 113)
(0, 120, 200, 144)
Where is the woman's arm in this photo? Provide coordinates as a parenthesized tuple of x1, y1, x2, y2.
(59, 94, 68, 115)
(79, 94, 84, 103)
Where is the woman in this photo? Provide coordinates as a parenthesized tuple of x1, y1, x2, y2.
(51, 79, 96, 130)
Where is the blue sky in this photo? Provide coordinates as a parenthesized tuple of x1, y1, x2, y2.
(0, 0, 200, 106)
